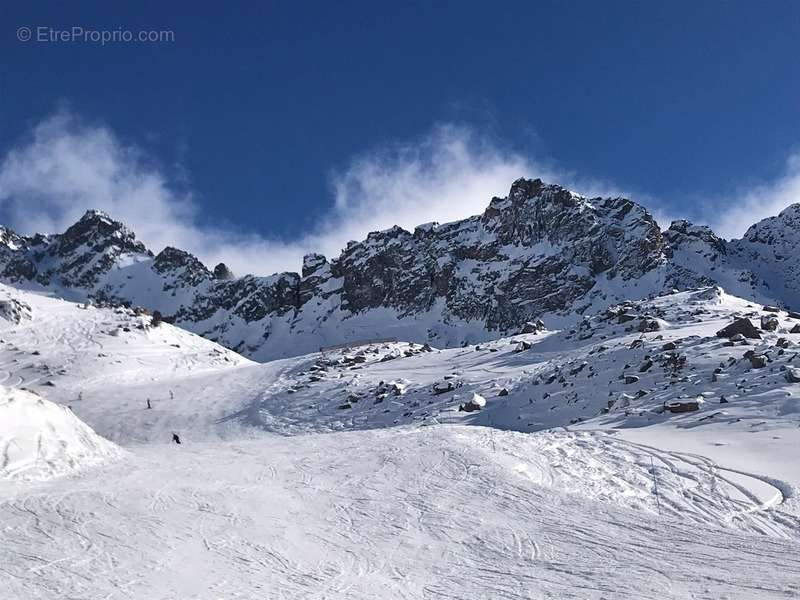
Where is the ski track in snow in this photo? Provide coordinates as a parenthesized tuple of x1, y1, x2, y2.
(2, 428, 800, 600)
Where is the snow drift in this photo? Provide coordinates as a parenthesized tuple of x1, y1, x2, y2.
(0, 386, 122, 481)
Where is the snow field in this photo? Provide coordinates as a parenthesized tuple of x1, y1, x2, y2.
(1, 284, 800, 597)
(2, 426, 799, 600)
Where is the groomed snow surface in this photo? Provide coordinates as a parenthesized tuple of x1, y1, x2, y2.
(1, 284, 799, 599)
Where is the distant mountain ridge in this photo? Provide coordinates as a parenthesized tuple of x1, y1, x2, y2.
(0, 178, 797, 360)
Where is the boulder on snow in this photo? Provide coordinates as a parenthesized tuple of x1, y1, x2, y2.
(459, 393, 486, 412)
(716, 318, 761, 340)
(760, 315, 779, 332)
(763, 305, 781, 313)
(664, 398, 701, 413)
(638, 318, 660, 333)
(497, 387, 509, 396)
(749, 354, 768, 369)
(661, 341, 677, 351)
(432, 380, 461, 395)
(790, 324, 800, 334)
(787, 310, 800, 320)
(518, 320, 545, 334)
(623, 375, 640, 384)
(785, 367, 800, 383)
(617, 313, 638, 324)
(514, 340, 533, 353)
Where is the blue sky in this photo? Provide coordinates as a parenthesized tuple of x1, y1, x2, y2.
(3, 1, 800, 274)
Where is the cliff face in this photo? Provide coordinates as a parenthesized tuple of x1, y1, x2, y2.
(0, 179, 795, 360)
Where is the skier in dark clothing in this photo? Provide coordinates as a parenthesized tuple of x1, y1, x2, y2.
(172, 432, 181, 444)
(147, 398, 152, 409)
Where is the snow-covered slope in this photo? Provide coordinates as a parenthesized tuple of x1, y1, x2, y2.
(0, 283, 252, 443)
(1, 282, 799, 598)
(2, 180, 798, 361)
(3, 426, 799, 600)
(0, 386, 121, 480)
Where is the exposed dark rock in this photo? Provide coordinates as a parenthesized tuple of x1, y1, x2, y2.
(0, 298, 31, 324)
(213, 263, 235, 280)
(716, 318, 761, 340)
(459, 393, 486, 412)
(519, 320, 545, 334)
(638, 318, 660, 332)
(665, 399, 700, 413)
(760, 315, 779, 332)
(432, 380, 461, 395)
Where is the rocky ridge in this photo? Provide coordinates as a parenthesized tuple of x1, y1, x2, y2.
(0, 179, 797, 360)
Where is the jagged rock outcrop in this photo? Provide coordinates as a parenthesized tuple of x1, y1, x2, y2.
(0, 181, 797, 361)
(213, 263, 235, 281)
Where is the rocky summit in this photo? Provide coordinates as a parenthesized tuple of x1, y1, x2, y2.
(0, 178, 797, 360)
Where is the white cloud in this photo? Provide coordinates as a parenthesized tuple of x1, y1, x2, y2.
(0, 110, 697, 277)
(705, 153, 800, 239)
(0, 114, 541, 275)
(0, 111, 198, 256)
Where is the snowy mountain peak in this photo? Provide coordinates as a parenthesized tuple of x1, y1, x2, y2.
(62, 209, 147, 253)
(0, 181, 799, 359)
(742, 202, 800, 244)
(78, 208, 113, 223)
(778, 201, 800, 219)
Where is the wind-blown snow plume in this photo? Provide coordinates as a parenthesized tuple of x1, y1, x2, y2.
(0, 111, 647, 274)
(708, 153, 800, 239)
(0, 114, 547, 274)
